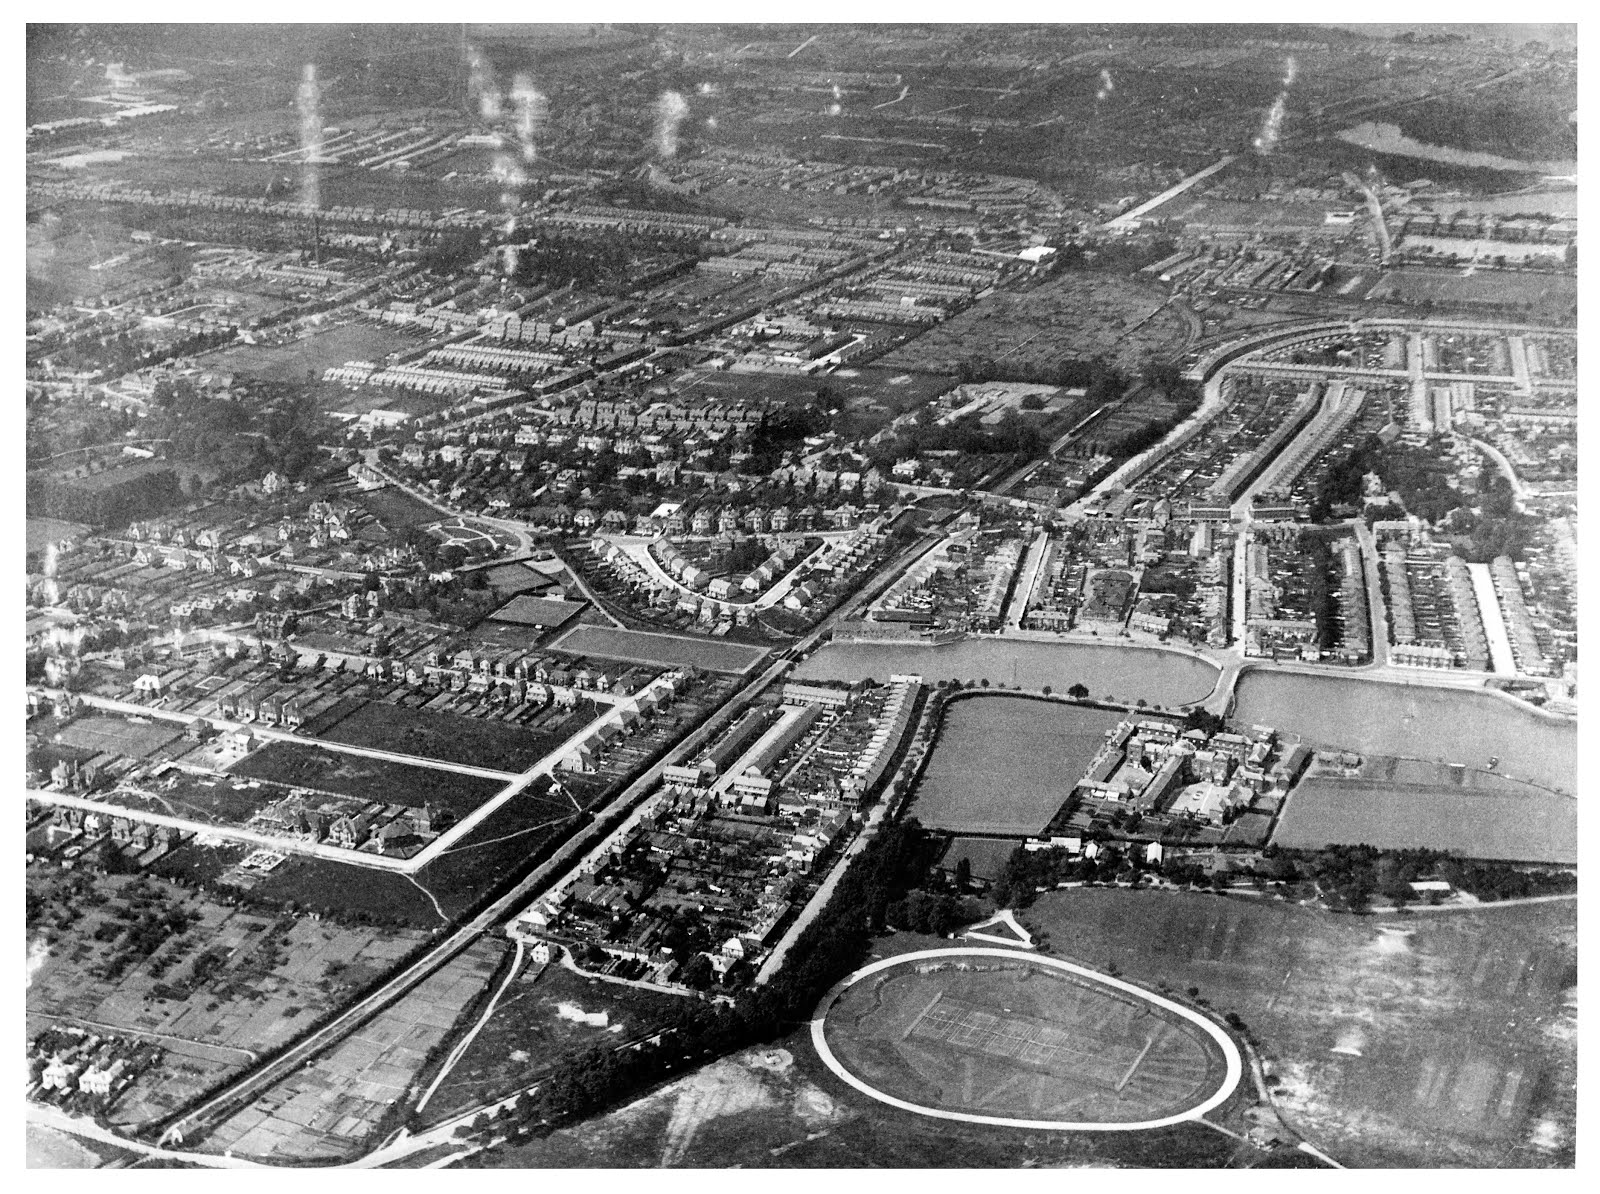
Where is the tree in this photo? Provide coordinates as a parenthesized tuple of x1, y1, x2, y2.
(954, 857, 972, 889)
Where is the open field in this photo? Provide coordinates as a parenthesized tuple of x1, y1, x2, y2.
(1019, 888, 1577, 1167)
(419, 958, 688, 1124)
(200, 937, 507, 1162)
(1364, 268, 1575, 314)
(1231, 671, 1576, 794)
(26, 516, 91, 553)
(354, 486, 443, 530)
(1272, 778, 1575, 864)
(198, 319, 422, 383)
(313, 699, 594, 773)
(55, 714, 183, 759)
(551, 624, 770, 675)
(878, 272, 1191, 376)
(110, 772, 284, 827)
(479, 940, 1239, 1169)
(820, 950, 1233, 1128)
(246, 856, 448, 927)
(228, 741, 507, 817)
(910, 696, 1126, 835)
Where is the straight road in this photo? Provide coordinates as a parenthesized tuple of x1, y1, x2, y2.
(1003, 528, 1050, 630)
(150, 524, 943, 1155)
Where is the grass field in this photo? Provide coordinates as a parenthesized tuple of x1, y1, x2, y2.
(1272, 778, 1575, 864)
(198, 319, 423, 383)
(550, 624, 770, 675)
(476, 937, 1239, 1170)
(1019, 888, 1576, 1167)
(55, 715, 183, 760)
(355, 486, 442, 531)
(26, 516, 91, 553)
(822, 953, 1229, 1126)
(107, 772, 282, 828)
(1364, 268, 1576, 315)
(313, 700, 593, 773)
(227, 741, 507, 817)
(910, 696, 1127, 835)
(419, 959, 687, 1125)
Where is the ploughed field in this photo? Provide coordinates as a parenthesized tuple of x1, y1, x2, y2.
(1019, 888, 1577, 1167)
(820, 952, 1231, 1127)
(910, 696, 1126, 835)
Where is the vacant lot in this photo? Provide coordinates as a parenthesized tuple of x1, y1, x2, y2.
(879, 272, 1191, 376)
(551, 624, 769, 675)
(228, 741, 507, 817)
(1272, 778, 1575, 864)
(1019, 888, 1576, 1167)
(911, 696, 1126, 835)
(314, 700, 586, 773)
(420, 958, 687, 1124)
(107, 772, 282, 828)
(822, 952, 1230, 1126)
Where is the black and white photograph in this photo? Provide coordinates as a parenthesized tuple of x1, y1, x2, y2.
(22, 11, 1581, 1171)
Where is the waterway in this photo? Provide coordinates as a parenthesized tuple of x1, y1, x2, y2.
(1232, 671, 1576, 794)
(793, 639, 1220, 709)
(910, 696, 1127, 836)
(1336, 122, 1577, 176)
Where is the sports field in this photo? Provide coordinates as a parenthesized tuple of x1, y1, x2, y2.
(818, 950, 1235, 1129)
(1020, 888, 1577, 1166)
(550, 624, 769, 675)
(1273, 777, 1576, 864)
(55, 715, 182, 760)
(911, 696, 1127, 835)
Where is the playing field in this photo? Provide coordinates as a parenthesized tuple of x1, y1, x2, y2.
(818, 949, 1236, 1129)
(550, 624, 769, 675)
(1273, 777, 1576, 864)
(55, 715, 182, 760)
(1020, 888, 1577, 1166)
(911, 696, 1127, 835)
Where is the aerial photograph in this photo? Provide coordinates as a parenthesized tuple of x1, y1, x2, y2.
(23, 19, 1577, 1170)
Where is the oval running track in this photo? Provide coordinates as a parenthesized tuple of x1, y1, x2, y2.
(810, 947, 1243, 1132)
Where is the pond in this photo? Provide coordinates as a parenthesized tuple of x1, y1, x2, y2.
(1336, 122, 1577, 175)
(1232, 671, 1576, 794)
(794, 639, 1220, 709)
